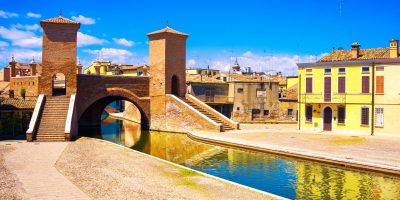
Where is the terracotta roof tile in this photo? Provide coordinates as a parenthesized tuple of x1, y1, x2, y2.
(319, 48, 391, 62)
(41, 16, 79, 25)
(0, 98, 36, 110)
(147, 27, 188, 36)
(186, 74, 225, 83)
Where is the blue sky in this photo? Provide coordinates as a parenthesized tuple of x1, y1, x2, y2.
(1, 0, 400, 75)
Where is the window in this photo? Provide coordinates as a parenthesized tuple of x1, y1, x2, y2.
(237, 107, 240, 111)
(338, 106, 345, 124)
(375, 108, 384, 127)
(376, 76, 384, 94)
(361, 107, 369, 125)
(237, 88, 244, 93)
(305, 105, 312, 122)
(338, 77, 346, 94)
(287, 109, 293, 116)
(306, 77, 313, 93)
(338, 67, 346, 73)
(362, 66, 370, 73)
(264, 110, 269, 115)
(306, 68, 312, 74)
(376, 67, 384, 71)
(324, 68, 332, 74)
(362, 76, 370, 93)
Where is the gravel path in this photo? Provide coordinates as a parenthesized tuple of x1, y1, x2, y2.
(0, 144, 26, 200)
(56, 138, 275, 200)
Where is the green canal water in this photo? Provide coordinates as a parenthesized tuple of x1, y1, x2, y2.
(81, 116, 400, 199)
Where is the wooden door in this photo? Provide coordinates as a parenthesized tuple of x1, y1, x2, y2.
(323, 107, 332, 131)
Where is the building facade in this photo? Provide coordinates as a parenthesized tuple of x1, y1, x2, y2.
(298, 40, 400, 135)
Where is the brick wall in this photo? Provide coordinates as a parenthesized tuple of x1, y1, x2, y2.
(40, 23, 80, 96)
(10, 76, 40, 97)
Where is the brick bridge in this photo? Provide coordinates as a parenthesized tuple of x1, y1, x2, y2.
(20, 16, 239, 141)
(76, 75, 150, 129)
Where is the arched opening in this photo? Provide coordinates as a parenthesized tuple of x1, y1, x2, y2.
(171, 75, 179, 96)
(52, 73, 66, 96)
(78, 96, 149, 146)
(323, 107, 333, 131)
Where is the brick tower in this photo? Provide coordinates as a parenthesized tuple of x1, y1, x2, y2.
(147, 26, 189, 130)
(39, 16, 80, 96)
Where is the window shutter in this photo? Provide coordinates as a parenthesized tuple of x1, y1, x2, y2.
(362, 76, 370, 93)
(338, 77, 346, 94)
(376, 76, 384, 94)
(306, 77, 312, 93)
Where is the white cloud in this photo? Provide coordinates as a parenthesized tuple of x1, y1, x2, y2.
(77, 32, 107, 46)
(188, 51, 327, 76)
(0, 26, 41, 48)
(0, 10, 18, 18)
(72, 15, 96, 25)
(0, 41, 8, 47)
(11, 24, 40, 31)
(113, 38, 135, 47)
(0, 48, 41, 67)
(83, 48, 134, 63)
(187, 59, 196, 68)
(26, 12, 41, 18)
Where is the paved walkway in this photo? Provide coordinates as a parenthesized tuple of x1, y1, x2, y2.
(190, 124, 400, 171)
(2, 141, 90, 200)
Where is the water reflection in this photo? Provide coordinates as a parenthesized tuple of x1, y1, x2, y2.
(82, 116, 400, 199)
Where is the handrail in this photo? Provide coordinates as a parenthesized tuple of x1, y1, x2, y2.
(167, 94, 221, 127)
(26, 94, 44, 141)
(186, 94, 239, 129)
(65, 94, 76, 135)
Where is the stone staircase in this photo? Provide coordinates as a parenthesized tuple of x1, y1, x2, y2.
(35, 96, 70, 141)
(180, 97, 235, 131)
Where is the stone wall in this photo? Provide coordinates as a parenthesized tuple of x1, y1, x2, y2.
(10, 76, 40, 98)
(150, 95, 221, 132)
(122, 101, 141, 123)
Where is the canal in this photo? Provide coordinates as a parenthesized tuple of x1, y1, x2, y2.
(81, 116, 400, 199)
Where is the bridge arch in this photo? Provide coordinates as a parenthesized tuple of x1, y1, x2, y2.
(77, 87, 150, 131)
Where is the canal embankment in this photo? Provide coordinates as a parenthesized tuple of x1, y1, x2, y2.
(55, 137, 280, 200)
(188, 125, 400, 176)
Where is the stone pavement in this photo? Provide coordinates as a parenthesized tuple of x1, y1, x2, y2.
(190, 124, 400, 171)
(2, 141, 90, 200)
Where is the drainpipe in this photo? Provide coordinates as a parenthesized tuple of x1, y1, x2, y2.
(298, 73, 301, 130)
(371, 62, 375, 136)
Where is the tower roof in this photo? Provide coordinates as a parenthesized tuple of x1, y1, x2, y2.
(40, 16, 80, 25)
(147, 26, 188, 36)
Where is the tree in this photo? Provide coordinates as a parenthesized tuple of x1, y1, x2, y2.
(20, 88, 26, 100)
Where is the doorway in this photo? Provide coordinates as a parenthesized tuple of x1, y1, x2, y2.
(323, 107, 332, 131)
(52, 73, 66, 96)
(171, 75, 179, 96)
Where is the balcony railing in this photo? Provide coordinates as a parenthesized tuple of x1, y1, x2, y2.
(300, 93, 347, 104)
(194, 95, 234, 104)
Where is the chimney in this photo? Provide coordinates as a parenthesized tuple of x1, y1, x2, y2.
(390, 39, 399, 58)
(351, 42, 361, 59)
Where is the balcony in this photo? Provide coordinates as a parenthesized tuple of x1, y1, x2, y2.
(300, 93, 347, 104)
(194, 95, 234, 104)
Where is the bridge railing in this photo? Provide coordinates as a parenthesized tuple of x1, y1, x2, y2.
(26, 94, 44, 142)
(186, 94, 239, 130)
(65, 94, 77, 141)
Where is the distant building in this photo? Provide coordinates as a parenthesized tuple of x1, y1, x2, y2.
(83, 61, 148, 76)
(186, 67, 219, 76)
(298, 39, 400, 135)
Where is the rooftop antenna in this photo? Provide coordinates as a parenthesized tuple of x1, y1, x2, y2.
(166, 19, 169, 27)
(339, 0, 344, 45)
(59, 9, 62, 17)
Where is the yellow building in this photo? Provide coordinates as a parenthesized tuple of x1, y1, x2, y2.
(83, 61, 148, 76)
(297, 39, 400, 135)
